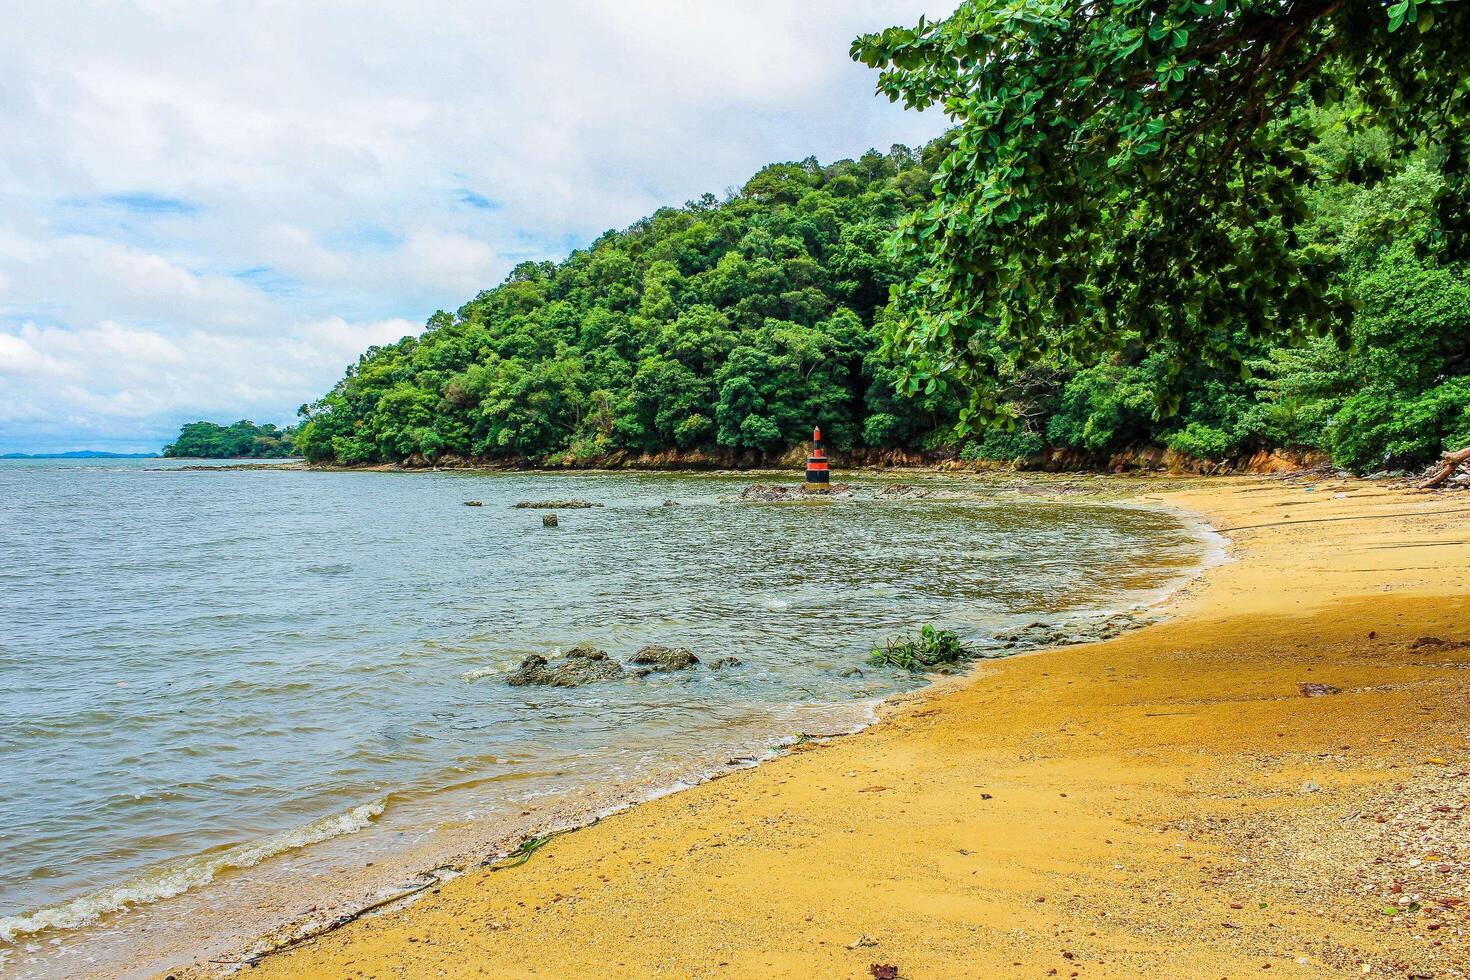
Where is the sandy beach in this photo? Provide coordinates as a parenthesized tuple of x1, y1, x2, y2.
(180, 475, 1470, 979)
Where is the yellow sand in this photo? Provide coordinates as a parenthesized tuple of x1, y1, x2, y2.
(212, 478, 1470, 978)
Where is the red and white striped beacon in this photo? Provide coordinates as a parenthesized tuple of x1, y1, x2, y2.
(805, 426, 830, 490)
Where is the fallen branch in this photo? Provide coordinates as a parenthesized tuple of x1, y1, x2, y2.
(212, 877, 440, 968)
(1419, 445, 1470, 490)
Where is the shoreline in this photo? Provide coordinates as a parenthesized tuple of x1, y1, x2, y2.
(3, 474, 1207, 979)
(148, 444, 1337, 480)
(177, 474, 1469, 978)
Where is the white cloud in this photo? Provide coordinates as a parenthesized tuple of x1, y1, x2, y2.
(0, 1, 948, 452)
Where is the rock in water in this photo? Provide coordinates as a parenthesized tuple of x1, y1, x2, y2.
(513, 499, 600, 509)
(740, 484, 799, 501)
(805, 482, 853, 497)
(877, 484, 931, 499)
(542, 514, 559, 527)
(506, 644, 624, 687)
(740, 483, 853, 501)
(708, 656, 742, 669)
(464, 500, 484, 507)
(629, 644, 699, 671)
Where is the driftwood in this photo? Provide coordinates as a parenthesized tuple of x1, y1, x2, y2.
(1419, 445, 1470, 489)
(208, 877, 440, 968)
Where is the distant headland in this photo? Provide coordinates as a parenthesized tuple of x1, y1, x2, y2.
(0, 451, 160, 459)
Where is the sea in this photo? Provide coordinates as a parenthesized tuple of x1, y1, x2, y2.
(0, 459, 1213, 976)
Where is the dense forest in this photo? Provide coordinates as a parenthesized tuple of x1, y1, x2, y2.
(292, 1, 1467, 477)
(294, 127, 1466, 474)
(296, 147, 957, 467)
(163, 420, 297, 459)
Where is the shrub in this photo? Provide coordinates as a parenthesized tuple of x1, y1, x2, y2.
(869, 624, 967, 671)
(1045, 362, 1160, 454)
(1350, 247, 1470, 392)
(1327, 377, 1470, 472)
(962, 428, 1044, 462)
(330, 435, 376, 465)
(1165, 422, 1232, 460)
(863, 412, 904, 447)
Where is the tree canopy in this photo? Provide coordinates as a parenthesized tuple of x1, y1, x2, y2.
(294, 148, 975, 467)
(290, 81, 1468, 476)
(852, 0, 1468, 420)
(163, 420, 297, 458)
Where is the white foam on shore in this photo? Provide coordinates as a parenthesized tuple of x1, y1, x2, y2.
(0, 799, 385, 944)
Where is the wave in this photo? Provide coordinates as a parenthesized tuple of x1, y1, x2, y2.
(0, 799, 385, 944)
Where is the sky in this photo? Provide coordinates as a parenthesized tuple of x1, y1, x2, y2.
(0, 1, 949, 454)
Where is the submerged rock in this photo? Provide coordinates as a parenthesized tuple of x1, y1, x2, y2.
(506, 643, 624, 687)
(990, 612, 1160, 652)
(739, 483, 853, 501)
(740, 484, 799, 501)
(661, 499, 680, 507)
(708, 656, 742, 669)
(629, 644, 699, 671)
(512, 499, 601, 509)
(877, 484, 932, 499)
(805, 482, 853, 497)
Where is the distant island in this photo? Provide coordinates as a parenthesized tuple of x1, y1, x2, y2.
(163, 420, 298, 459)
(1, 451, 160, 459)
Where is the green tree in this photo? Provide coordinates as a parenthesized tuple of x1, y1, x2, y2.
(853, 0, 1468, 422)
(163, 420, 297, 458)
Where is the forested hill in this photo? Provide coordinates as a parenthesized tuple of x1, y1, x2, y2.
(297, 128, 1470, 475)
(296, 146, 956, 468)
(163, 420, 296, 458)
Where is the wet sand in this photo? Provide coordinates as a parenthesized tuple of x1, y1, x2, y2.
(180, 476, 1470, 978)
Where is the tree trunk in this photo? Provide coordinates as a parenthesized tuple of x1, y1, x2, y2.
(1418, 445, 1470, 489)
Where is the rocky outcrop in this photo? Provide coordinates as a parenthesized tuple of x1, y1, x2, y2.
(504, 641, 725, 687)
(876, 484, 932, 499)
(740, 484, 798, 501)
(983, 612, 1161, 656)
(512, 499, 601, 509)
(365, 439, 1334, 477)
(629, 645, 699, 672)
(506, 643, 624, 687)
(933, 444, 1332, 476)
(394, 444, 953, 472)
(739, 483, 853, 501)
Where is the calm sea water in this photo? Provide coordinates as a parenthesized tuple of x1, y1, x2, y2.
(0, 459, 1206, 966)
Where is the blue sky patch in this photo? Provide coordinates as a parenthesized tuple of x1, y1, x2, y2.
(323, 222, 403, 253)
(230, 265, 300, 296)
(87, 192, 200, 215)
(458, 189, 499, 210)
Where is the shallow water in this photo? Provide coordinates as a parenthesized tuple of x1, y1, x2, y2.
(0, 460, 1205, 970)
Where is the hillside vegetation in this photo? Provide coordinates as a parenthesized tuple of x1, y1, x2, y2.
(291, 132, 1467, 475)
(163, 420, 297, 459)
